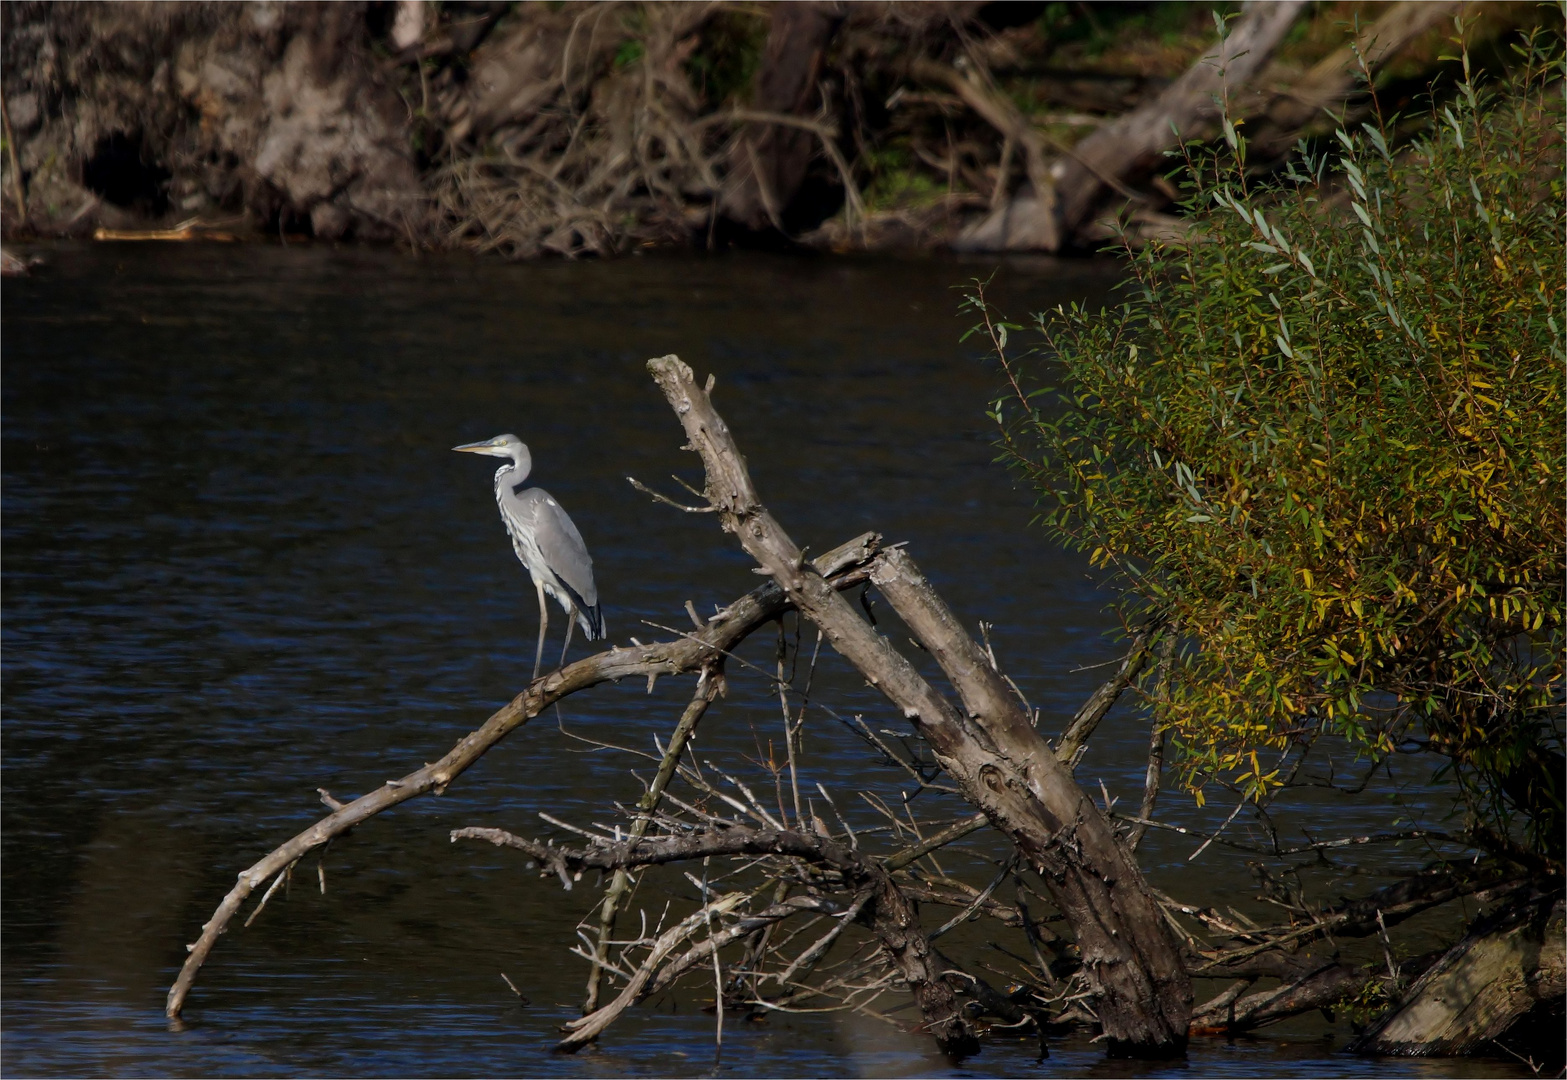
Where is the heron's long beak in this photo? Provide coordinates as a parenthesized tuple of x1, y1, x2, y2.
(452, 439, 501, 454)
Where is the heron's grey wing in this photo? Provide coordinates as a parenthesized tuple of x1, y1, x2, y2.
(516, 487, 598, 608)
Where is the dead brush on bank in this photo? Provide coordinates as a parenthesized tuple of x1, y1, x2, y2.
(427, 4, 727, 258)
(6, 2, 1546, 250)
(422, 3, 965, 258)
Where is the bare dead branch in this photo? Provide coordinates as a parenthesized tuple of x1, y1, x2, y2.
(453, 821, 979, 1055)
(584, 670, 723, 1012)
(627, 474, 717, 513)
(165, 529, 884, 1019)
(1057, 628, 1153, 766)
(883, 812, 988, 872)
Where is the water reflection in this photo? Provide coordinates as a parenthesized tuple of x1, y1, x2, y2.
(1, 244, 1519, 1077)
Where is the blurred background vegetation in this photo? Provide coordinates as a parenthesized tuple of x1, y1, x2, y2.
(2, 1, 1559, 256)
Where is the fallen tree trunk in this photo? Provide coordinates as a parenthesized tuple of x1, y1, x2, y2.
(646, 354, 1192, 1056)
(1247, 1, 1464, 162)
(1351, 890, 1565, 1058)
(1052, 0, 1307, 241)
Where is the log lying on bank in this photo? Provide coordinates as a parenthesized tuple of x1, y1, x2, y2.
(1054, 0, 1306, 236)
(646, 354, 1192, 1056)
(1245, 1, 1464, 162)
(953, 1, 1305, 253)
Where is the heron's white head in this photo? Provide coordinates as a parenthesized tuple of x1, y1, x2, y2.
(453, 434, 531, 473)
(452, 433, 525, 457)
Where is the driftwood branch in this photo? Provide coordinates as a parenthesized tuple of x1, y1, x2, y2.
(583, 670, 723, 1012)
(165, 529, 885, 1019)
(644, 352, 1192, 1054)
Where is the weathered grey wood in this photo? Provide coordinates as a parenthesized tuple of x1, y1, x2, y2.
(1054, 1, 1307, 238)
(1248, 1, 1463, 160)
(164, 530, 883, 1019)
(1352, 894, 1565, 1056)
(646, 353, 1192, 1055)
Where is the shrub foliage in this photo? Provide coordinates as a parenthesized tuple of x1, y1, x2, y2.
(978, 34, 1564, 855)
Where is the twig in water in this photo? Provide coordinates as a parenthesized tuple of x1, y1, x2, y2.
(1188, 795, 1251, 862)
(703, 858, 724, 1064)
(776, 621, 802, 827)
(814, 783, 858, 851)
(500, 972, 531, 1005)
(1375, 909, 1400, 985)
(930, 859, 1015, 941)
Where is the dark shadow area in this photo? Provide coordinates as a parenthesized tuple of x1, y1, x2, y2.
(80, 132, 170, 216)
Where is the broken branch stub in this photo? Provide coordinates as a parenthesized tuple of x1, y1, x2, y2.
(644, 353, 1192, 1055)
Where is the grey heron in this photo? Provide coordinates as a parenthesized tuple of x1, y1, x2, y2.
(453, 434, 605, 679)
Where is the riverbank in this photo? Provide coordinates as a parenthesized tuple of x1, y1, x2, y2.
(0, 2, 1549, 257)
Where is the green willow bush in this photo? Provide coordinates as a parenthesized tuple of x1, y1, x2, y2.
(975, 32, 1564, 857)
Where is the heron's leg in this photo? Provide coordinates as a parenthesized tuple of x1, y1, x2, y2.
(533, 578, 549, 681)
(559, 602, 578, 670)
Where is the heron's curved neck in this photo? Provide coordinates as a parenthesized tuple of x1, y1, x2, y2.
(494, 448, 532, 493)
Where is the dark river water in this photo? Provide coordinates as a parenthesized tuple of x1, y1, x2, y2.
(2, 243, 1527, 1077)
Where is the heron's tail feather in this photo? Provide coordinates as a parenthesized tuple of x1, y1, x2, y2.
(551, 573, 605, 641)
(580, 603, 606, 642)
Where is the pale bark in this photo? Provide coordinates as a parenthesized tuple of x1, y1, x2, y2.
(1053, 1, 1308, 238)
(646, 353, 1192, 1055)
(1248, 1, 1464, 160)
(1352, 893, 1565, 1056)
